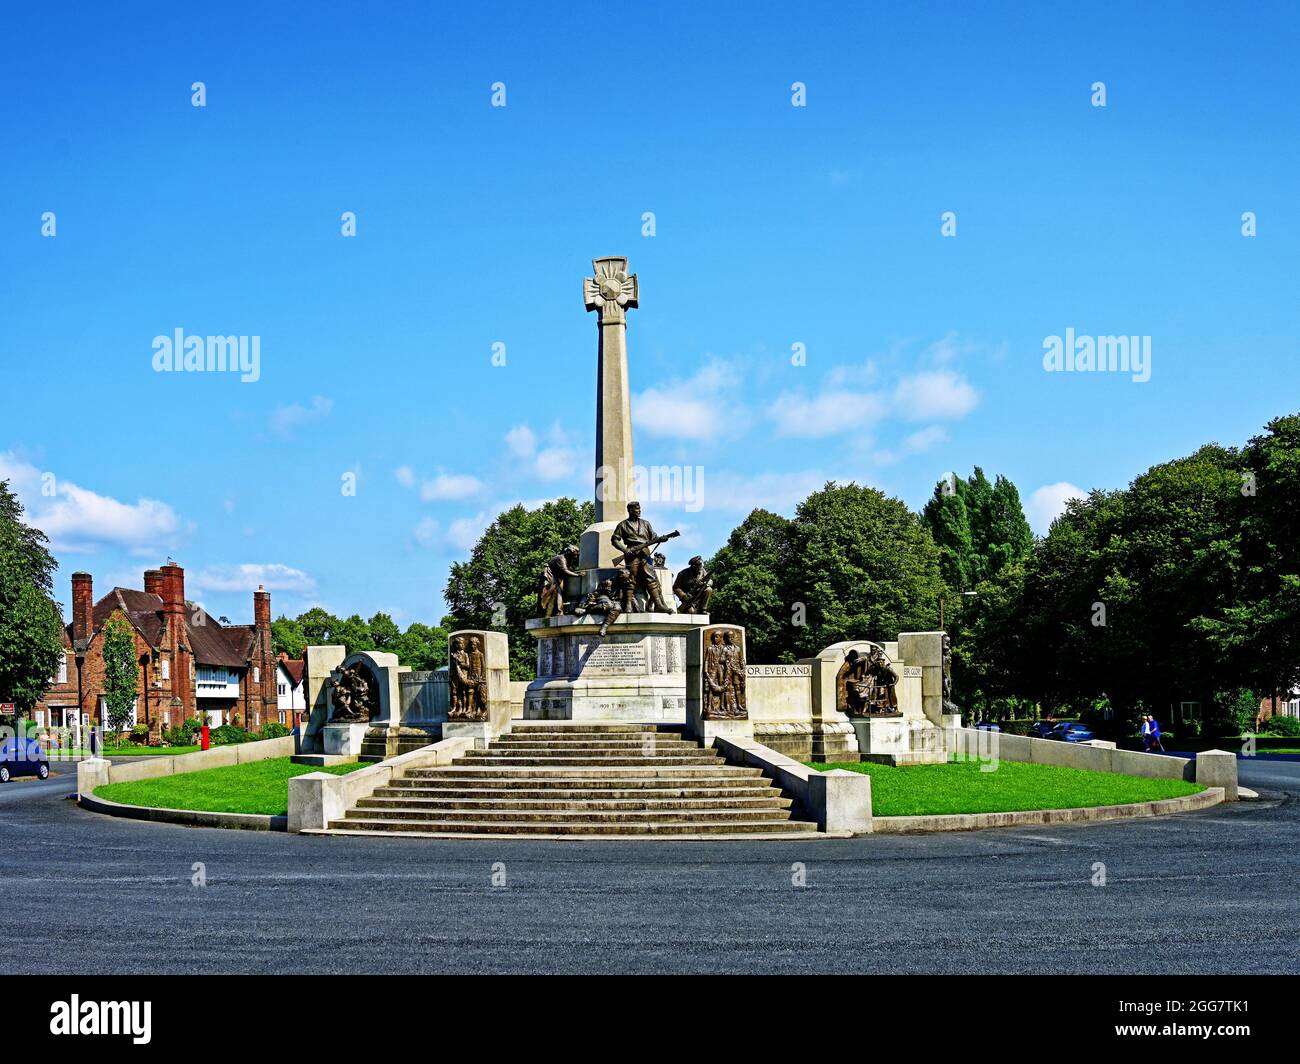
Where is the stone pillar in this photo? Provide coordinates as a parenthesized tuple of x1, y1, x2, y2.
(444, 630, 511, 746)
(686, 624, 753, 745)
(1195, 750, 1238, 801)
(301, 645, 346, 754)
(897, 631, 946, 728)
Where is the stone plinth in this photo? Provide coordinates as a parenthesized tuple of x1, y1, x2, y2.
(322, 722, 368, 756)
(851, 715, 946, 766)
(686, 624, 753, 744)
(447, 629, 512, 742)
(525, 612, 709, 722)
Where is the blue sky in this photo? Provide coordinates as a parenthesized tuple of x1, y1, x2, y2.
(2, 1, 1297, 628)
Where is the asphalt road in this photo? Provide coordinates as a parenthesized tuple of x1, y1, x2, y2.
(2, 759, 1297, 974)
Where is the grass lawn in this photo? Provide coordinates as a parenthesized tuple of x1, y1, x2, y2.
(807, 757, 1204, 817)
(51, 744, 204, 757)
(94, 757, 367, 816)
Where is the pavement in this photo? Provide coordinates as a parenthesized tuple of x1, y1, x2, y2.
(2, 758, 1297, 974)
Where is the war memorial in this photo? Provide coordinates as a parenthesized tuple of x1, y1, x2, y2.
(74, 256, 1216, 841)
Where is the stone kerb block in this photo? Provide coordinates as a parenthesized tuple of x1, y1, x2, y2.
(686, 624, 752, 744)
(1195, 749, 1238, 801)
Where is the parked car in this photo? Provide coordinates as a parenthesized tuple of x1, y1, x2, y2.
(974, 720, 1001, 732)
(1046, 721, 1095, 743)
(1027, 721, 1057, 738)
(0, 735, 50, 782)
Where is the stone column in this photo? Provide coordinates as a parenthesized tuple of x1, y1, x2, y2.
(301, 644, 346, 754)
(581, 257, 639, 568)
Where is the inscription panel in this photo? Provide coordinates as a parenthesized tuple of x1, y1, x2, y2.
(747, 663, 812, 677)
(580, 641, 648, 677)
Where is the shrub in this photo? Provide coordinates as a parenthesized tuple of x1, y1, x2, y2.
(1262, 715, 1300, 738)
(130, 723, 150, 743)
(257, 722, 290, 740)
(208, 724, 250, 746)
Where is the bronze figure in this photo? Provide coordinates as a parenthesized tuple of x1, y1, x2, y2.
(941, 633, 959, 716)
(328, 662, 378, 723)
(538, 544, 581, 617)
(610, 502, 678, 613)
(574, 579, 623, 637)
(449, 634, 489, 721)
(835, 645, 900, 717)
(702, 628, 747, 720)
(672, 555, 714, 614)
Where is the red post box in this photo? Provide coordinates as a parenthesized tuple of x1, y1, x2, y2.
(200, 724, 210, 751)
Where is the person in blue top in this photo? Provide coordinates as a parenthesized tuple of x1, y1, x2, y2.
(1147, 715, 1165, 753)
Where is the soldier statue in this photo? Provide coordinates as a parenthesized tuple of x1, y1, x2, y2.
(537, 544, 581, 617)
(610, 501, 678, 613)
(672, 555, 714, 614)
(574, 579, 623, 638)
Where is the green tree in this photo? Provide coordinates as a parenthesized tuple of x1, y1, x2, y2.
(707, 509, 796, 663)
(298, 607, 341, 647)
(367, 612, 401, 651)
(270, 615, 306, 658)
(0, 480, 64, 716)
(444, 498, 594, 680)
(920, 477, 974, 590)
(334, 614, 374, 656)
(101, 616, 138, 741)
(921, 467, 1032, 590)
(393, 622, 448, 671)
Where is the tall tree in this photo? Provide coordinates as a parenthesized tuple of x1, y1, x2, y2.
(100, 616, 138, 740)
(368, 612, 401, 651)
(297, 607, 341, 647)
(707, 509, 796, 663)
(270, 615, 307, 659)
(0, 480, 64, 716)
(444, 498, 594, 679)
(393, 622, 448, 671)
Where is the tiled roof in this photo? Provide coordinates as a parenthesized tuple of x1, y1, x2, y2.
(89, 589, 250, 668)
(280, 658, 304, 685)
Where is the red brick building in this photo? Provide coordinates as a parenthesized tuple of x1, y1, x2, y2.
(34, 561, 278, 735)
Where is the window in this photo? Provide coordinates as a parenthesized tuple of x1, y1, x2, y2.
(55, 652, 67, 685)
(253, 666, 260, 684)
(278, 683, 286, 696)
(1179, 701, 1200, 722)
(278, 710, 286, 724)
(160, 658, 170, 681)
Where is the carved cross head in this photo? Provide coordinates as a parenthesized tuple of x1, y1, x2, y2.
(583, 256, 639, 325)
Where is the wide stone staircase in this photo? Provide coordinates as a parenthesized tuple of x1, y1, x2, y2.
(326, 722, 819, 837)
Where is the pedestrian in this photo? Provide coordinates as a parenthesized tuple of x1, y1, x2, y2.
(1149, 715, 1165, 753)
(1140, 714, 1152, 752)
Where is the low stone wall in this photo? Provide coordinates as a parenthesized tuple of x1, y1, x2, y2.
(288, 736, 475, 832)
(76, 734, 297, 797)
(78, 790, 286, 831)
(712, 735, 872, 834)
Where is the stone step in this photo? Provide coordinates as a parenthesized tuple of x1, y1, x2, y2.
(374, 783, 782, 800)
(325, 817, 820, 836)
(454, 755, 724, 767)
(405, 765, 766, 779)
(491, 737, 698, 747)
(463, 746, 708, 758)
(340, 806, 795, 827)
(509, 723, 683, 734)
(358, 794, 793, 812)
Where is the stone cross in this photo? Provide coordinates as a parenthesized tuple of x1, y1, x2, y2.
(584, 256, 639, 525)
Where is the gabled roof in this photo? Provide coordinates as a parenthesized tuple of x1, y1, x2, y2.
(278, 658, 304, 685)
(88, 588, 250, 668)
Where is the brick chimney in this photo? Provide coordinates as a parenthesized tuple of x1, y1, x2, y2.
(143, 568, 165, 599)
(71, 572, 93, 648)
(254, 584, 271, 630)
(160, 562, 185, 618)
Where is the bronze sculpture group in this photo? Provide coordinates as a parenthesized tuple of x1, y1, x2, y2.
(702, 628, 747, 719)
(328, 662, 378, 723)
(448, 633, 490, 720)
(836, 644, 900, 717)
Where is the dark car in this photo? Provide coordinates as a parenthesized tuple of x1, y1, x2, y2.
(1028, 721, 1057, 738)
(0, 735, 50, 782)
(974, 720, 1001, 732)
(1046, 721, 1095, 743)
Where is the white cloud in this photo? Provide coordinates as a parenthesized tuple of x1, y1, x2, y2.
(412, 516, 439, 548)
(1027, 482, 1086, 535)
(505, 424, 537, 458)
(394, 465, 416, 488)
(691, 469, 854, 514)
(0, 452, 187, 554)
(535, 447, 579, 481)
(271, 395, 333, 437)
(892, 370, 978, 421)
(633, 361, 746, 441)
(419, 473, 482, 501)
(187, 563, 316, 594)
(445, 511, 493, 552)
(767, 389, 885, 438)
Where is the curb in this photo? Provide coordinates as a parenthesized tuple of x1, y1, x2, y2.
(871, 786, 1223, 834)
(79, 790, 286, 832)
